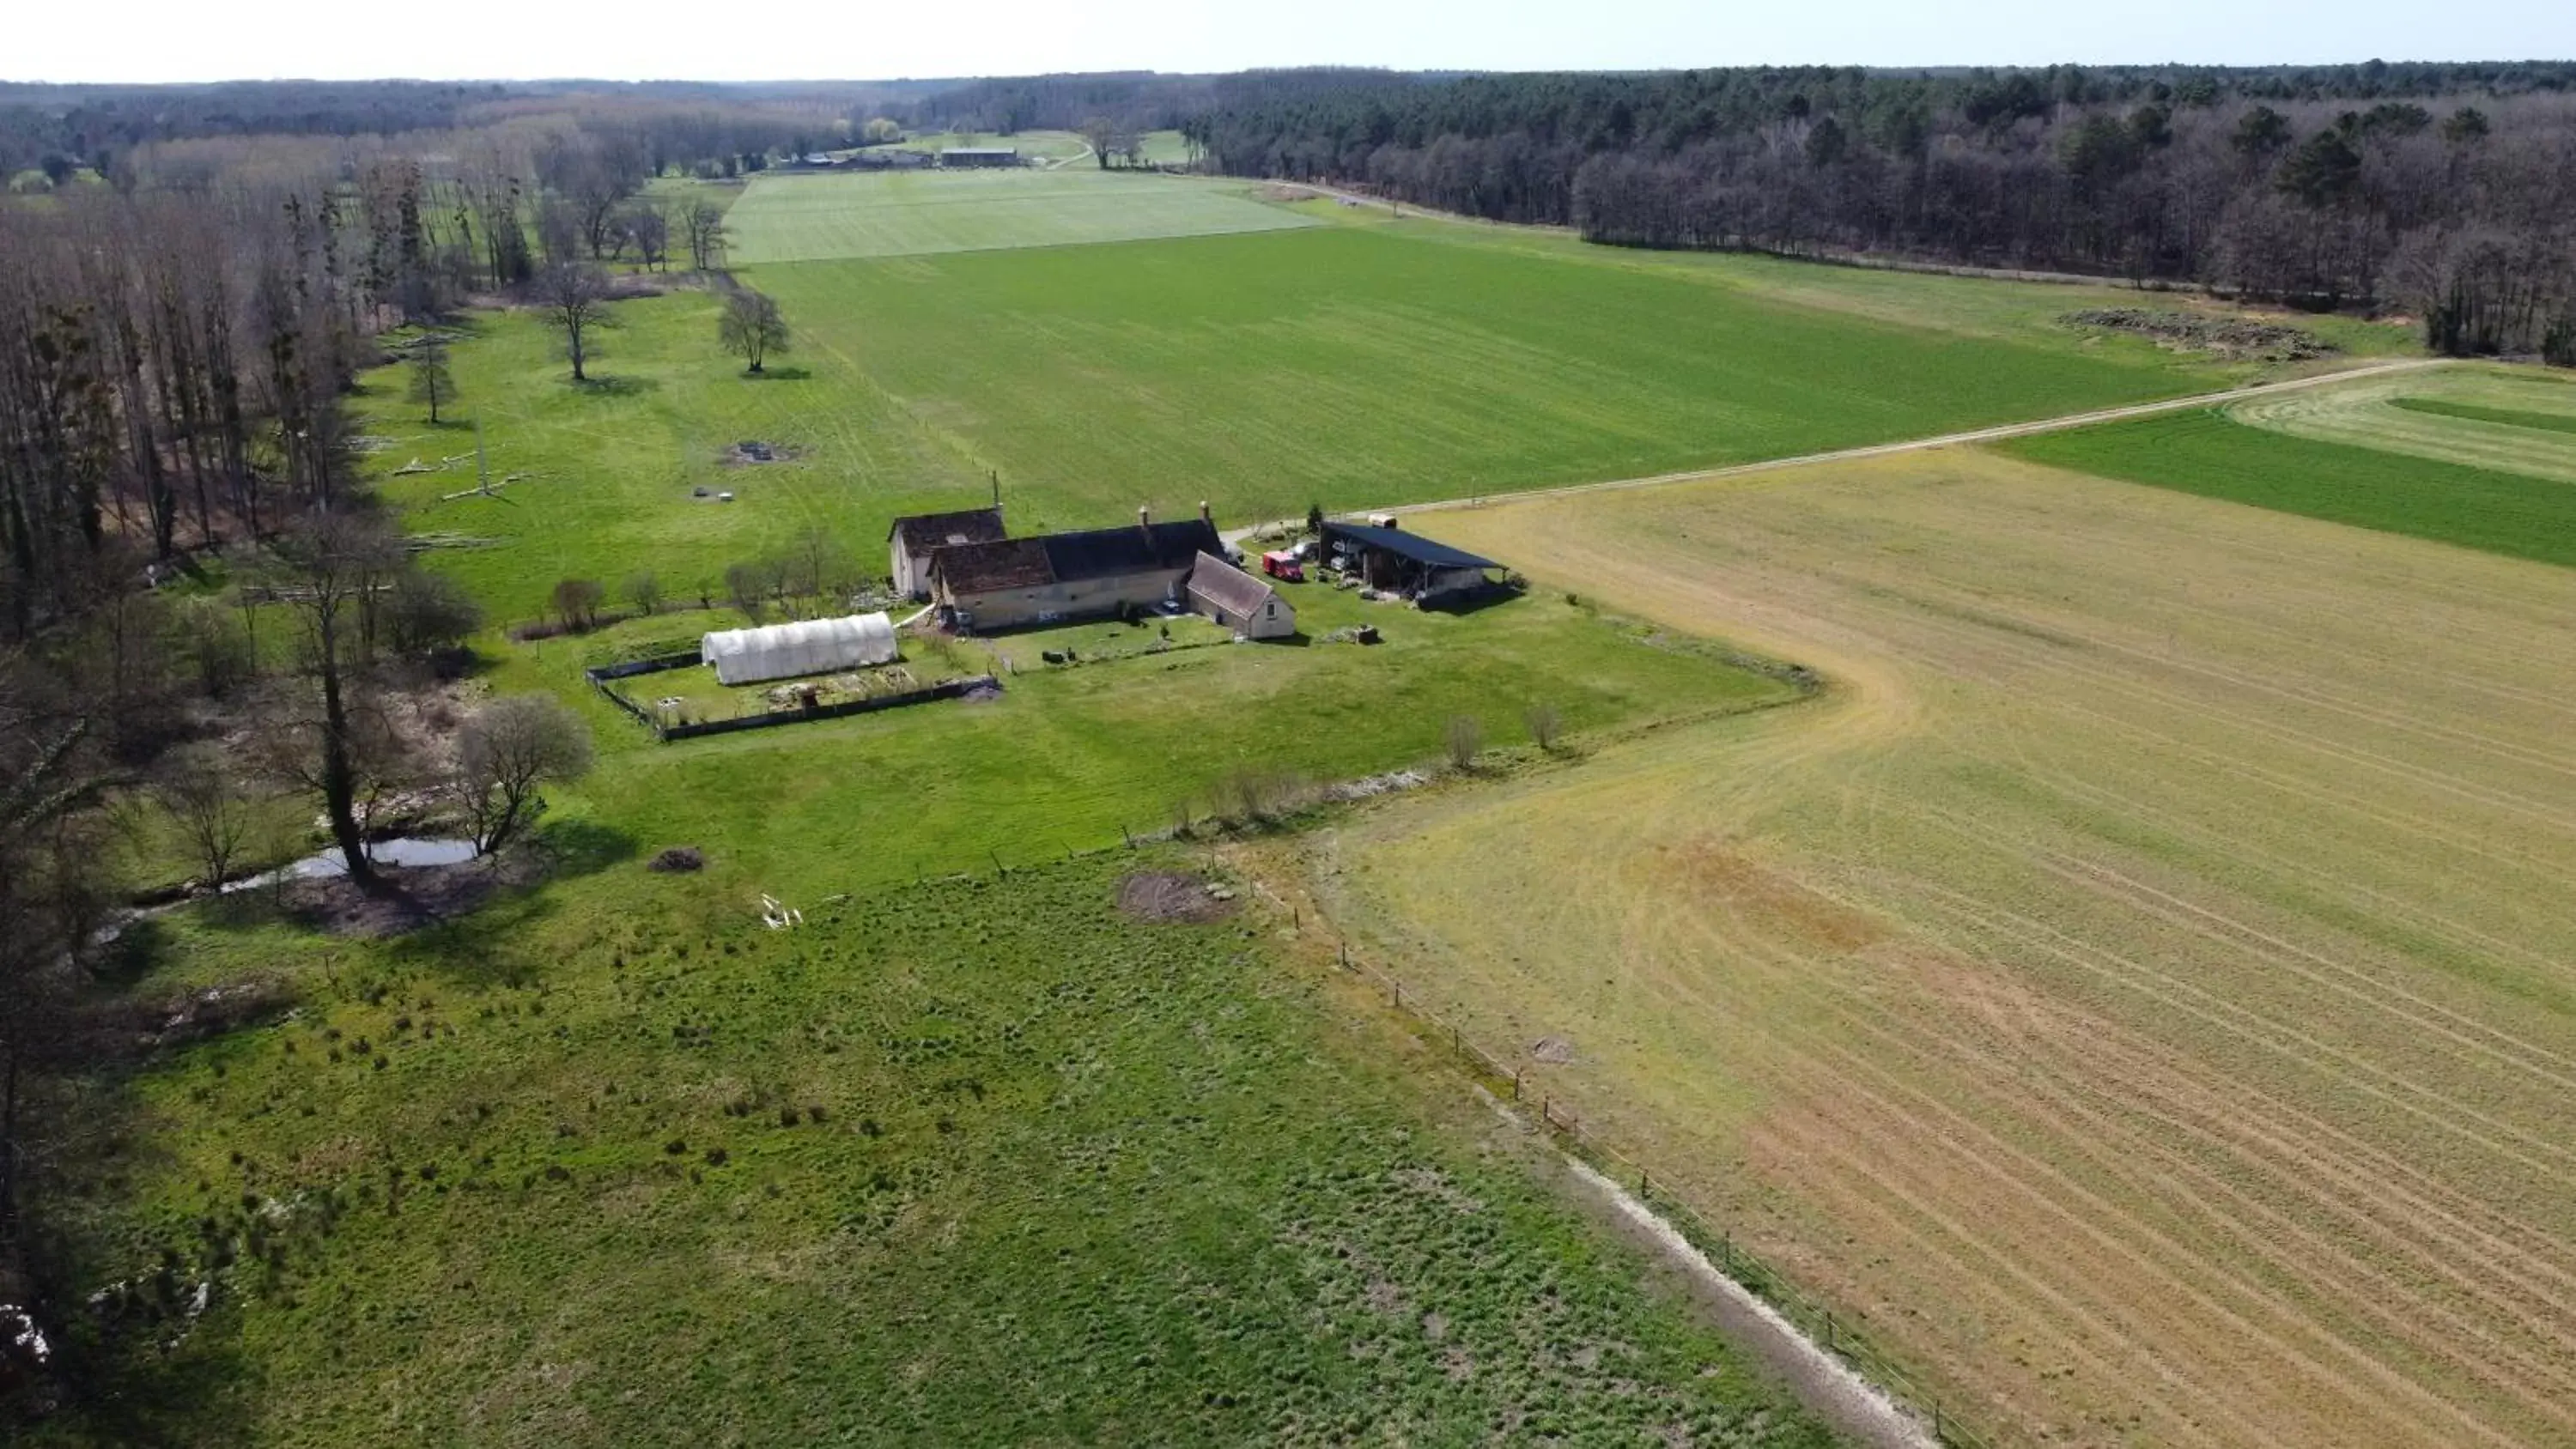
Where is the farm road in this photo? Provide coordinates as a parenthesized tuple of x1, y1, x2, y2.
(1238, 359, 2445, 542)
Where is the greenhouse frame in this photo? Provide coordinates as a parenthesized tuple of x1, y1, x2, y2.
(700, 612, 899, 685)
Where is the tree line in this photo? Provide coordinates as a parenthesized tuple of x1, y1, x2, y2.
(1182, 64, 2576, 359)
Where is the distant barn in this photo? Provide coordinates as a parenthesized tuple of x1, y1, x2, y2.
(1320, 520, 1504, 603)
(939, 148, 1021, 168)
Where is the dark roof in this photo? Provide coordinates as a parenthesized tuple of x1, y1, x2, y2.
(931, 537, 1054, 594)
(890, 508, 1007, 553)
(1188, 552, 1278, 616)
(1321, 521, 1500, 571)
(1041, 518, 1223, 585)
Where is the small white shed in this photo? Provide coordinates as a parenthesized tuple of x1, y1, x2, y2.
(701, 613, 898, 685)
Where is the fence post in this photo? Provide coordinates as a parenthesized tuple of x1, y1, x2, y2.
(1824, 1310, 1835, 1355)
(1933, 1400, 1942, 1442)
(1511, 1069, 1521, 1100)
(1122, 823, 1133, 848)
(1337, 941, 1347, 969)
(1392, 982, 1401, 1009)
(1640, 1168, 1649, 1197)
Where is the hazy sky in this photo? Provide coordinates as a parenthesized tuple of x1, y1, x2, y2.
(10, 0, 2574, 85)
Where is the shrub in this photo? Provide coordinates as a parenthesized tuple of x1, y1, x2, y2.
(1443, 714, 1483, 770)
(1524, 702, 1561, 752)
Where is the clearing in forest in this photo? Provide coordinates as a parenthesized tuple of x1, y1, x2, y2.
(719, 167, 1312, 264)
(1303, 445, 2576, 1448)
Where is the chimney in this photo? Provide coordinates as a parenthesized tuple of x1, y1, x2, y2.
(1138, 505, 1151, 537)
(1199, 500, 1212, 529)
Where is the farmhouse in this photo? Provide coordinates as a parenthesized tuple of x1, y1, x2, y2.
(889, 507, 1009, 599)
(1321, 520, 1504, 603)
(701, 612, 899, 685)
(939, 147, 1020, 168)
(932, 506, 1224, 631)
(1186, 551, 1295, 639)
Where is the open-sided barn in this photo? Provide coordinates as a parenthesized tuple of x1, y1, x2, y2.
(1321, 520, 1504, 603)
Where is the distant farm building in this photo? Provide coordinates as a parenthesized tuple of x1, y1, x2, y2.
(889, 507, 1009, 599)
(701, 612, 898, 685)
(939, 148, 1021, 168)
(1321, 520, 1504, 603)
(1187, 551, 1295, 639)
(930, 506, 1224, 631)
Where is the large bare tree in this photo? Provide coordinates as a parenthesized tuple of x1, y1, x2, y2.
(535, 263, 617, 382)
(453, 694, 592, 854)
(264, 511, 408, 891)
(717, 288, 788, 374)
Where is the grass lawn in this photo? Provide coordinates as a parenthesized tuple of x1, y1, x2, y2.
(509, 583, 1801, 906)
(1999, 400, 2576, 568)
(2388, 394, 2576, 435)
(720, 169, 1313, 264)
(41, 852, 1836, 1447)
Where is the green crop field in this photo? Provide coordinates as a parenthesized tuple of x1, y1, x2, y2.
(2002, 378, 2576, 569)
(720, 169, 1313, 264)
(361, 204, 2281, 621)
(41, 851, 1835, 1447)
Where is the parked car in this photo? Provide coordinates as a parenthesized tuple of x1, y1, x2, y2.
(1261, 550, 1305, 581)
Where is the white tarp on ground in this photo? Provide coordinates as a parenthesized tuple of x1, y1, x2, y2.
(701, 612, 898, 685)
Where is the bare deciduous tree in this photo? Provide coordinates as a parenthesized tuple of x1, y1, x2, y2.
(404, 331, 458, 423)
(535, 263, 617, 382)
(624, 570, 662, 616)
(681, 199, 726, 271)
(550, 577, 605, 631)
(453, 694, 592, 855)
(724, 561, 766, 622)
(717, 288, 789, 374)
(155, 743, 254, 888)
(265, 511, 409, 890)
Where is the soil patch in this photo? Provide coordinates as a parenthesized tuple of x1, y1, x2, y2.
(280, 855, 535, 938)
(2060, 307, 2336, 361)
(1529, 1034, 1577, 1064)
(648, 846, 706, 873)
(1116, 871, 1238, 924)
(721, 440, 802, 466)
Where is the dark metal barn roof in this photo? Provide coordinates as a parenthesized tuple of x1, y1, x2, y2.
(1321, 522, 1500, 572)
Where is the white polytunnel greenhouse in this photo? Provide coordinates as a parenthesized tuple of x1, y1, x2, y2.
(700, 612, 899, 685)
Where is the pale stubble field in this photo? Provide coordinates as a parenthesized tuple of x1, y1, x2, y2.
(1298, 448, 2576, 1446)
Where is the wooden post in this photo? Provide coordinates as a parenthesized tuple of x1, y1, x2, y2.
(1824, 1310, 1835, 1355)
(1720, 1230, 1731, 1270)
(1511, 1070, 1521, 1100)
(989, 848, 1003, 876)
(1933, 1401, 1942, 1441)
(1639, 1168, 1649, 1197)
(1121, 823, 1133, 848)
(1337, 942, 1347, 968)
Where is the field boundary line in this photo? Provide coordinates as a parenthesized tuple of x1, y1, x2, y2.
(1227, 359, 2449, 545)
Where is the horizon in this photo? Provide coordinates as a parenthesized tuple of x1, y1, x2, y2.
(11, 0, 2573, 88)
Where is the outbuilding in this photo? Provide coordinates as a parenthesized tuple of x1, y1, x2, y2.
(939, 147, 1021, 168)
(1187, 552, 1295, 639)
(1319, 520, 1504, 603)
(888, 507, 1008, 599)
(701, 612, 899, 685)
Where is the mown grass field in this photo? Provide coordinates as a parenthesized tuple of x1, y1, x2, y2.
(720, 169, 1312, 264)
(1299, 442, 2576, 1447)
(2002, 367, 2576, 567)
(359, 185, 2281, 621)
(44, 852, 1838, 1447)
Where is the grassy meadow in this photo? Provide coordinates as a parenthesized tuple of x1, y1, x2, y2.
(46, 853, 1837, 1447)
(1303, 443, 2576, 1447)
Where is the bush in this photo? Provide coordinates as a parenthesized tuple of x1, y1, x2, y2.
(648, 846, 706, 873)
(1524, 702, 1561, 752)
(386, 569, 483, 658)
(1443, 715, 1483, 770)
